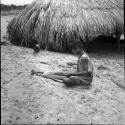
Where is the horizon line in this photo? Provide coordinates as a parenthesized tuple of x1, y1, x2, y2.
(0, 2, 30, 6)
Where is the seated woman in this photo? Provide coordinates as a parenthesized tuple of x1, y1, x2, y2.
(31, 40, 94, 86)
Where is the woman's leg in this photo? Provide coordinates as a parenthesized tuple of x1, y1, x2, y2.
(78, 74, 93, 86)
(42, 74, 66, 80)
(31, 70, 66, 82)
(62, 77, 77, 86)
(62, 74, 93, 86)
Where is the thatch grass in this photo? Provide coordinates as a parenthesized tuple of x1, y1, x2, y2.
(7, 0, 124, 52)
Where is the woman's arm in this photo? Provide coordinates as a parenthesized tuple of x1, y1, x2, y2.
(45, 71, 92, 77)
(64, 71, 92, 77)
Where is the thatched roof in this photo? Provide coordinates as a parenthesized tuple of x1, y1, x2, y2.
(7, 0, 124, 52)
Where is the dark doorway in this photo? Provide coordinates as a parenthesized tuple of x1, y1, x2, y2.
(87, 36, 124, 53)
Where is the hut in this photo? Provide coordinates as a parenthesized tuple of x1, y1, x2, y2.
(7, 0, 124, 52)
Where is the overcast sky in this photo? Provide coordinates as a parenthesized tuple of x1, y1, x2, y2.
(1, 0, 33, 5)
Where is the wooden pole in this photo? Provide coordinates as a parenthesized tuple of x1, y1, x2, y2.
(116, 35, 121, 52)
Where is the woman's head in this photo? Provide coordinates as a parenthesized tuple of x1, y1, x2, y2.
(33, 44, 40, 53)
(72, 40, 85, 56)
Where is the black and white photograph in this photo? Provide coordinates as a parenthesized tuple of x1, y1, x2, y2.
(1, 0, 125, 124)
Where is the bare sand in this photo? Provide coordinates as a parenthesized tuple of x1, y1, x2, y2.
(1, 15, 125, 124)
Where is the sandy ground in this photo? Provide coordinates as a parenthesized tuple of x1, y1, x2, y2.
(1, 15, 125, 124)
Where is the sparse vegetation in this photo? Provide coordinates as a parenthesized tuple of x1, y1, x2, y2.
(0, 4, 28, 15)
(0, 4, 27, 11)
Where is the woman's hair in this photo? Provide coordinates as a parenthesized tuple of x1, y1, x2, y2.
(73, 39, 84, 49)
(33, 44, 40, 53)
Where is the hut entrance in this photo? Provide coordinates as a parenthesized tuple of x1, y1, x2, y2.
(87, 35, 124, 53)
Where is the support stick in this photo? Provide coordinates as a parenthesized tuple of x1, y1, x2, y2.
(116, 35, 121, 52)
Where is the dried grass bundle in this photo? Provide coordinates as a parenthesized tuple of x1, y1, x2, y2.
(7, 0, 124, 52)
